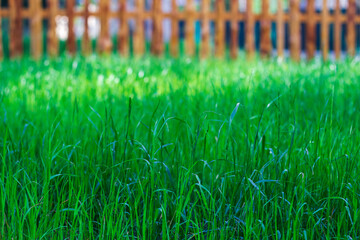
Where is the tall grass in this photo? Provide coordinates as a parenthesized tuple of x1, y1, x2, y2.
(0, 56, 359, 239)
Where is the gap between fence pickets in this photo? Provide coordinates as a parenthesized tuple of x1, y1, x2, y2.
(0, 0, 358, 60)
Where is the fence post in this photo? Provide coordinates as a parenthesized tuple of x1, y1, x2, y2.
(260, 0, 271, 57)
(230, 0, 238, 59)
(334, 0, 341, 59)
(67, 0, 76, 54)
(133, 0, 145, 56)
(276, 0, 284, 58)
(98, 0, 112, 54)
(48, 0, 59, 57)
(290, 0, 300, 61)
(306, 0, 315, 59)
(152, 0, 163, 55)
(82, 0, 91, 55)
(321, 0, 329, 61)
(0, 1, 3, 60)
(200, 0, 210, 59)
(170, 0, 179, 57)
(215, 0, 225, 57)
(185, 0, 195, 56)
(347, 0, 355, 57)
(245, 0, 254, 58)
(9, 0, 23, 58)
(30, 0, 43, 59)
(118, 0, 128, 56)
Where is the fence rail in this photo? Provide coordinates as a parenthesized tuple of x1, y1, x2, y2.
(0, 0, 359, 60)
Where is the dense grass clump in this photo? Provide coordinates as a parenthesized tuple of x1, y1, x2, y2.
(0, 56, 360, 239)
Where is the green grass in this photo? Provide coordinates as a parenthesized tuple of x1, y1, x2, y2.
(0, 55, 360, 239)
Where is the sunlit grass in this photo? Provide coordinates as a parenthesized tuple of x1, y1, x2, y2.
(1, 55, 360, 239)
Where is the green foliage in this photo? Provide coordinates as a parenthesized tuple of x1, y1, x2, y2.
(0, 56, 360, 239)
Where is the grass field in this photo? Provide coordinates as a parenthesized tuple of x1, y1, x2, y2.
(1, 56, 360, 239)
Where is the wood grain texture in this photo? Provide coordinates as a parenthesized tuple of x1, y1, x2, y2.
(133, 0, 145, 56)
(67, 0, 76, 54)
(9, 0, 23, 58)
(290, 0, 300, 61)
(230, 0, 239, 59)
(118, 0, 129, 56)
(98, 0, 112, 53)
(201, 0, 210, 59)
(30, 0, 43, 59)
(170, 0, 179, 57)
(48, 0, 59, 57)
(306, 0, 315, 59)
(245, 0, 255, 58)
(260, 0, 271, 57)
(185, 0, 195, 56)
(82, 0, 91, 55)
(334, 0, 341, 59)
(321, 0, 329, 60)
(347, 0, 356, 57)
(215, 0, 225, 57)
(276, 0, 284, 58)
(151, 0, 163, 55)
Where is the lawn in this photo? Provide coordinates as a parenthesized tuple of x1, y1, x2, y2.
(0, 56, 360, 239)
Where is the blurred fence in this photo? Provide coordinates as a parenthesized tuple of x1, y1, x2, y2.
(0, 0, 359, 60)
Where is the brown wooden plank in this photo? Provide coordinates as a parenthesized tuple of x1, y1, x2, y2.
(185, 0, 195, 56)
(334, 0, 341, 59)
(48, 0, 59, 57)
(9, 0, 23, 58)
(30, 0, 43, 59)
(151, 0, 163, 55)
(245, 0, 255, 58)
(260, 0, 271, 57)
(215, 0, 225, 57)
(82, 0, 91, 55)
(0, 0, 3, 60)
(118, 0, 129, 56)
(98, 0, 112, 53)
(133, 0, 145, 55)
(67, 0, 76, 54)
(347, 0, 356, 57)
(170, 0, 179, 57)
(200, 0, 210, 59)
(276, 0, 284, 58)
(306, 0, 315, 59)
(230, 0, 239, 59)
(290, 0, 300, 61)
(321, 0, 329, 60)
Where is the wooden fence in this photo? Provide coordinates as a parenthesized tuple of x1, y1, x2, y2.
(0, 0, 359, 61)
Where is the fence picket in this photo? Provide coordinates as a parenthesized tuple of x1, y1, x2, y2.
(276, 0, 284, 57)
(118, 0, 129, 56)
(82, 0, 91, 55)
(152, 0, 163, 55)
(290, 0, 300, 61)
(334, 0, 341, 59)
(245, 0, 255, 58)
(9, 0, 23, 58)
(321, 0, 329, 60)
(98, 0, 112, 53)
(306, 0, 315, 59)
(347, 0, 356, 56)
(30, 0, 43, 59)
(170, 0, 179, 57)
(133, 0, 145, 55)
(215, 0, 225, 57)
(48, 0, 59, 57)
(260, 0, 271, 57)
(185, 0, 195, 56)
(230, 0, 239, 59)
(67, 0, 76, 54)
